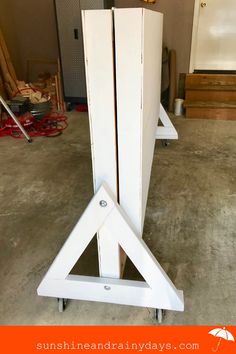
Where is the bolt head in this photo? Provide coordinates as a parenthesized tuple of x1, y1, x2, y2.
(104, 286, 111, 291)
(99, 200, 107, 208)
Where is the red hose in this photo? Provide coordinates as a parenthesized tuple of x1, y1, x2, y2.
(0, 111, 68, 139)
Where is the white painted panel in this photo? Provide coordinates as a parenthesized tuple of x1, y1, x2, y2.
(194, 0, 236, 70)
(141, 10, 163, 230)
(82, 10, 117, 194)
(82, 10, 121, 278)
(115, 8, 163, 235)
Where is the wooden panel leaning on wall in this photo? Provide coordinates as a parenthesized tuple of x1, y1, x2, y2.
(0, 28, 65, 112)
(0, 28, 18, 98)
(0, 71, 7, 98)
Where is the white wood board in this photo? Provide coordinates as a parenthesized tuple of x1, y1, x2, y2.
(156, 104, 178, 140)
(38, 276, 183, 310)
(115, 9, 163, 236)
(82, 10, 117, 195)
(82, 10, 121, 278)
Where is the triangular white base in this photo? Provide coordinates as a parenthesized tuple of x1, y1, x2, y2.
(38, 184, 184, 311)
(156, 104, 178, 140)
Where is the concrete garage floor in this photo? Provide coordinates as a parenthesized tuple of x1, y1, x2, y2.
(0, 112, 235, 325)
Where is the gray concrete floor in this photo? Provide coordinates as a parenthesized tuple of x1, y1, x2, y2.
(0, 112, 235, 325)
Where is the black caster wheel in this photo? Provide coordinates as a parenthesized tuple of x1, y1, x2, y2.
(155, 309, 165, 324)
(162, 139, 170, 147)
(66, 102, 72, 112)
(57, 298, 67, 313)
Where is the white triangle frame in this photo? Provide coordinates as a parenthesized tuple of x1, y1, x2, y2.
(156, 104, 178, 140)
(38, 184, 184, 311)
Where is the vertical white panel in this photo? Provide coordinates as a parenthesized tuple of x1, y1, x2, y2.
(82, 10, 121, 278)
(141, 10, 163, 229)
(114, 8, 143, 236)
(115, 8, 163, 236)
(82, 10, 117, 194)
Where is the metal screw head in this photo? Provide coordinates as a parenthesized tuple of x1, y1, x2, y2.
(104, 286, 111, 291)
(99, 200, 107, 208)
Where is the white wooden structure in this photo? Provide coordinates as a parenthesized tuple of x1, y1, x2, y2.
(38, 8, 183, 315)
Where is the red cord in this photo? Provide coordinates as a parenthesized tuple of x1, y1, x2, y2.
(1, 86, 68, 139)
(0, 111, 68, 139)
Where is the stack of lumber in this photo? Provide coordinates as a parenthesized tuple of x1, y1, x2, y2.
(0, 28, 18, 98)
(0, 71, 6, 98)
(0, 28, 65, 111)
(16, 81, 50, 103)
(54, 58, 65, 111)
(32, 66, 65, 111)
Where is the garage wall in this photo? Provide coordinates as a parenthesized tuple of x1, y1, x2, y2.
(0, 0, 195, 82)
(0, 0, 58, 80)
(0, 0, 21, 78)
(115, 0, 195, 82)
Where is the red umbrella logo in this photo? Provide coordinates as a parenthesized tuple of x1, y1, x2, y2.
(209, 327, 235, 352)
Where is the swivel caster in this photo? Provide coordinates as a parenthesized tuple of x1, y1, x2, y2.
(155, 309, 165, 324)
(66, 102, 72, 112)
(57, 298, 67, 313)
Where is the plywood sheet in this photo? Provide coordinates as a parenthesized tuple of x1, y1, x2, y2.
(82, 10, 121, 278)
(82, 10, 117, 195)
(115, 8, 163, 235)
